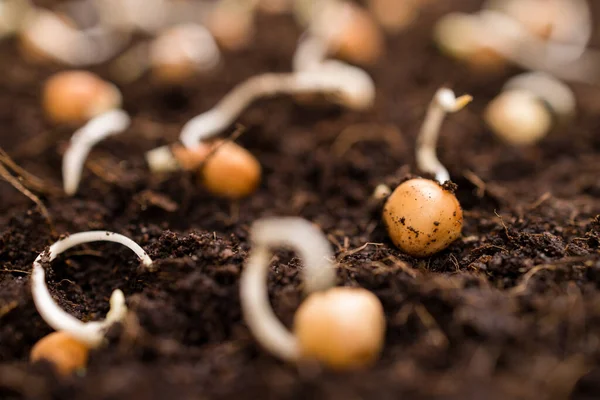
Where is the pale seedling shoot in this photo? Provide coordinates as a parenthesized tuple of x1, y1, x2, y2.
(31, 231, 153, 374)
(62, 109, 131, 196)
(485, 72, 575, 145)
(240, 217, 386, 369)
(145, 60, 374, 198)
(382, 88, 470, 257)
(177, 62, 375, 149)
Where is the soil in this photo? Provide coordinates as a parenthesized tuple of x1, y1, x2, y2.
(1, 0, 600, 399)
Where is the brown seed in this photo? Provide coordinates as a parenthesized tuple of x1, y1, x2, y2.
(43, 70, 122, 125)
(30, 331, 89, 376)
(484, 89, 552, 145)
(173, 141, 261, 199)
(382, 178, 463, 257)
(331, 3, 384, 66)
(207, 5, 255, 51)
(294, 287, 385, 370)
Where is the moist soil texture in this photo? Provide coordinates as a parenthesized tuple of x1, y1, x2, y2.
(1, 0, 600, 399)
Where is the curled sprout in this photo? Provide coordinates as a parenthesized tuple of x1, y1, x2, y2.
(31, 231, 153, 348)
(240, 217, 336, 362)
(416, 88, 472, 184)
(179, 64, 375, 148)
(22, 8, 127, 66)
(63, 109, 130, 195)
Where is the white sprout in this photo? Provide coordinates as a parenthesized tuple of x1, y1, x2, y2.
(63, 109, 130, 196)
(179, 63, 375, 148)
(240, 217, 336, 362)
(292, 33, 328, 72)
(503, 72, 576, 119)
(31, 231, 153, 348)
(21, 8, 128, 66)
(416, 88, 472, 184)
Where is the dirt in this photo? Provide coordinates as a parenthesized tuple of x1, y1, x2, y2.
(0, 0, 600, 399)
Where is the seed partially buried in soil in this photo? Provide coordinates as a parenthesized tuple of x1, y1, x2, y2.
(382, 178, 463, 257)
(30, 331, 89, 376)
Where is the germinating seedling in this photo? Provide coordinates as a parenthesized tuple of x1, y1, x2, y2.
(62, 109, 131, 195)
(31, 231, 153, 374)
(240, 217, 386, 369)
(382, 88, 471, 257)
(145, 59, 374, 198)
(485, 71, 575, 145)
(177, 61, 375, 148)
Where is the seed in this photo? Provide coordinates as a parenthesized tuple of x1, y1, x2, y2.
(43, 70, 121, 125)
(383, 178, 463, 257)
(30, 331, 89, 376)
(294, 287, 386, 369)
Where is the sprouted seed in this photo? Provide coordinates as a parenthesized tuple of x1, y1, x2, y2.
(178, 62, 375, 148)
(43, 70, 122, 125)
(240, 217, 385, 369)
(62, 109, 131, 195)
(146, 140, 261, 199)
(30, 331, 89, 376)
(383, 88, 469, 257)
(20, 8, 127, 66)
(31, 231, 153, 348)
(150, 23, 220, 84)
(485, 72, 575, 145)
(416, 88, 472, 184)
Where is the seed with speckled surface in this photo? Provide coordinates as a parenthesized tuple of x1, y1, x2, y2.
(382, 178, 463, 257)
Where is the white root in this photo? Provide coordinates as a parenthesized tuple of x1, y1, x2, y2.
(63, 109, 130, 195)
(416, 88, 472, 184)
(240, 217, 336, 362)
(31, 231, 153, 348)
(22, 8, 129, 66)
(179, 63, 375, 148)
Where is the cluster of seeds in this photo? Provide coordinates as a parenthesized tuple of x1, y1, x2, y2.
(0, 0, 594, 378)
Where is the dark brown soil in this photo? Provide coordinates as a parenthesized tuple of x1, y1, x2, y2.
(1, 1, 600, 399)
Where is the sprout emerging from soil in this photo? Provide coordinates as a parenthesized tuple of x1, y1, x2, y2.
(146, 140, 262, 199)
(179, 63, 375, 148)
(416, 88, 472, 184)
(382, 88, 469, 257)
(240, 217, 386, 369)
(63, 109, 131, 195)
(31, 231, 153, 348)
(485, 72, 575, 146)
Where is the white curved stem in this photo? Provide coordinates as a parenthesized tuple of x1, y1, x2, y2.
(292, 33, 328, 72)
(416, 88, 472, 184)
(179, 65, 374, 148)
(63, 109, 130, 195)
(240, 217, 336, 362)
(31, 231, 153, 348)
